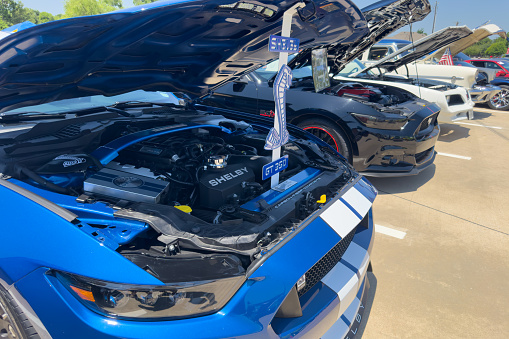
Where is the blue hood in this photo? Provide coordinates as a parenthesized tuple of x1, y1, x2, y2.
(0, 0, 368, 113)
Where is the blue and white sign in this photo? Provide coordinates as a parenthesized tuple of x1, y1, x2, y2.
(268, 35, 300, 53)
(262, 155, 289, 181)
(264, 64, 292, 150)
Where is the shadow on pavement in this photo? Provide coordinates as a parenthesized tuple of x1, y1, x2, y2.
(367, 164, 435, 195)
(356, 272, 377, 339)
(438, 123, 470, 143)
(472, 111, 492, 120)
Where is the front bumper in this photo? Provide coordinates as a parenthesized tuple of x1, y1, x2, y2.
(469, 85, 501, 104)
(12, 179, 377, 339)
(435, 88, 474, 123)
(352, 105, 440, 177)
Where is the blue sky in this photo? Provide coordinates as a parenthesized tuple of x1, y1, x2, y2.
(19, 0, 509, 35)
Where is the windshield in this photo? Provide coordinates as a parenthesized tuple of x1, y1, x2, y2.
(335, 59, 373, 77)
(2, 90, 178, 115)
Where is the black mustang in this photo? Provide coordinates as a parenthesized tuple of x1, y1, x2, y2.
(201, 0, 440, 177)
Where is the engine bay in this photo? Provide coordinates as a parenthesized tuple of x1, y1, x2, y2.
(0, 111, 354, 282)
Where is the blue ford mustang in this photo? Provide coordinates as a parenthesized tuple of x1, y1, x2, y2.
(0, 0, 378, 338)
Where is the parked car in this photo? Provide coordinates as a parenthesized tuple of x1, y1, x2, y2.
(362, 24, 504, 106)
(202, 0, 439, 177)
(466, 58, 509, 81)
(489, 77, 509, 110)
(0, 0, 379, 338)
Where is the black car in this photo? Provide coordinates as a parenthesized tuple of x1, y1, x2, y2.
(201, 0, 439, 177)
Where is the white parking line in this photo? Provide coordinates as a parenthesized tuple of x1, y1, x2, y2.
(474, 108, 509, 114)
(454, 122, 503, 129)
(375, 224, 407, 239)
(437, 152, 471, 160)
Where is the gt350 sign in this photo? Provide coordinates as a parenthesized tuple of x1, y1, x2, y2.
(262, 155, 289, 180)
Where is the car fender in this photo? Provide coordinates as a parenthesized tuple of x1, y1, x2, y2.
(0, 180, 162, 286)
(395, 63, 477, 88)
(491, 78, 509, 86)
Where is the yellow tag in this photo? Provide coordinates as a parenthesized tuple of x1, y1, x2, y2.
(174, 205, 192, 213)
(317, 195, 326, 203)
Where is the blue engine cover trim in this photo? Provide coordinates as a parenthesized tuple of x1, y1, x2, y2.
(241, 167, 322, 212)
(91, 124, 232, 165)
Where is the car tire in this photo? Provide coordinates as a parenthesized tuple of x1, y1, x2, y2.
(297, 119, 352, 163)
(0, 285, 39, 339)
(488, 85, 509, 111)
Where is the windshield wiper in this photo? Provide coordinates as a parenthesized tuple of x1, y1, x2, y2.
(0, 112, 67, 123)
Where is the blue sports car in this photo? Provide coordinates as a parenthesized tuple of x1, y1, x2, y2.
(0, 0, 377, 338)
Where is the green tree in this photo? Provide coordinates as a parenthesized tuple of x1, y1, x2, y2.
(0, 18, 8, 30)
(38, 11, 54, 24)
(63, 0, 123, 18)
(1, 0, 28, 25)
(485, 41, 507, 57)
(133, 0, 159, 5)
(416, 28, 427, 36)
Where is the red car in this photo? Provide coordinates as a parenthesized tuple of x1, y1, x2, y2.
(466, 58, 509, 79)
(466, 58, 509, 110)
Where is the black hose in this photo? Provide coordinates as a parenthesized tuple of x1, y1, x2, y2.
(16, 165, 71, 195)
(163, 173, 194, 186)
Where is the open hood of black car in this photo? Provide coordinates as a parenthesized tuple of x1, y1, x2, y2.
(288, 0, 431, 74)
(360, 26, 473, 73)
(0, 0, 368, 113)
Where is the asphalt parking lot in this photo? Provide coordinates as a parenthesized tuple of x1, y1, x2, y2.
(360, 106, 509, 338)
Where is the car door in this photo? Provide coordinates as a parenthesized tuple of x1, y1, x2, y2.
(470, 60, 497, 80)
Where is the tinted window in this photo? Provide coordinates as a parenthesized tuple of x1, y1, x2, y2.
(470, 61, 485, 67)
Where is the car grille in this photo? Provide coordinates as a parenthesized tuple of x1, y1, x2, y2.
(55, 124, 83, 139)
(415, 146, 434, 164)
(298, 226, 357, 297)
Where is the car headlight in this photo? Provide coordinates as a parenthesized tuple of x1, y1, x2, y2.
(351, 113, 408, 130)
(55, 271, 244, 320)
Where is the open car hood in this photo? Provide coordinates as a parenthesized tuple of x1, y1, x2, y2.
(359, 26, 473, 73)
(0, 0, 368, 113)
(289, 0, 431, 74)
(424, 23, 506, 61)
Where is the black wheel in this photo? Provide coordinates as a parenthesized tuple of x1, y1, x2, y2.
(0, 286, 39, 339)
(297, 118, 352, 163)
(488, 85, 509, 111)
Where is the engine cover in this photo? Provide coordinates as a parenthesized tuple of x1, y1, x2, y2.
(84, 168, 169, 203)
(199, 164, 255, 210)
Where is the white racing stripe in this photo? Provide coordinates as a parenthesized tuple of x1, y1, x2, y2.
(437, 152, 471, 160)
(341, 187, 372, 219)
(320, 200, 360, 238)
(454, 122, 503, 129)
(375, 224, 406, 239)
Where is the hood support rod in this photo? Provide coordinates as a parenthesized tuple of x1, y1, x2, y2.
(270, 2, 305, 189)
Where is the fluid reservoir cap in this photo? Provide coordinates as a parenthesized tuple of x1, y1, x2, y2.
(207, 155, 228, 169)
(174, 205, 192, 214)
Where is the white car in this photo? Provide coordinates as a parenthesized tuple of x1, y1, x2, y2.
(335, 59, 474, 123)
(425, 23, 507, 82)
(361, 25, 504, 105)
